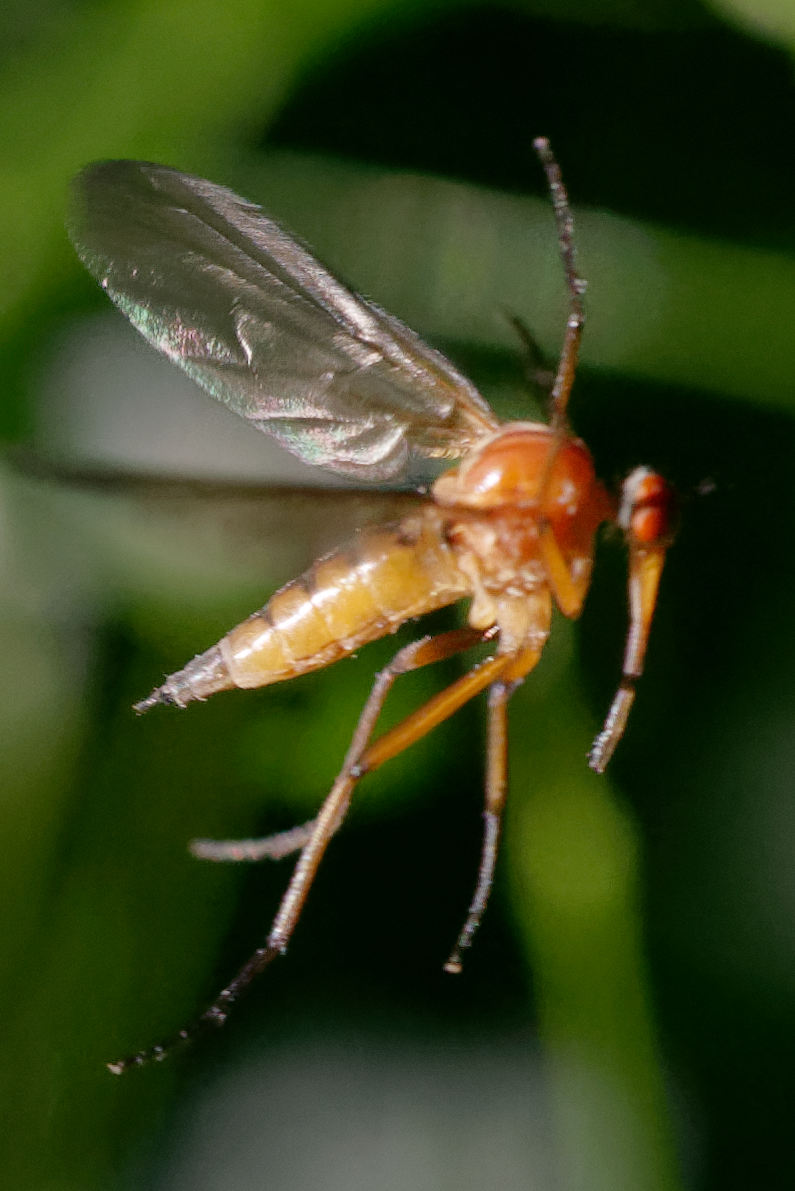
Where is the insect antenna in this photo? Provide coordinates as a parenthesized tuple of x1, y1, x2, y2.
(502, 309, 556, 396)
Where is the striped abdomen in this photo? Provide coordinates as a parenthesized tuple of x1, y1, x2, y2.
(137, 506, 470, 711)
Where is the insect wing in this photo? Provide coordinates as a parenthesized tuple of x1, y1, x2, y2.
(16, 452, 424, 562)
(68, 161, 499, 483)
(15, 451, 426, 599)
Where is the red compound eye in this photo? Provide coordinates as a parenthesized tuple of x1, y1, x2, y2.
(621, 468, 676, 546)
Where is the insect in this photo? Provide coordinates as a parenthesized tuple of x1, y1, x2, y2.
(68, 139, 675, 1073)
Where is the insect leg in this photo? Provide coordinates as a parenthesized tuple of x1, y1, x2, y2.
(189, 821, 317, 863)
(108, 627, 491, 1074)
(532, 136, 585, 435)
(588, 541, 669, 774)
(188, 628, 492, 865)
(263, 627, 498, 952)
(589, 469, 676, 774)
(438, 635, 545, 973)
(187, 627, 495, 865)
(443, 679, 510, 974)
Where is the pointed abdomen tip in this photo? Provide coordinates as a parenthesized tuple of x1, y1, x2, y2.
(133, 687, 172, 714)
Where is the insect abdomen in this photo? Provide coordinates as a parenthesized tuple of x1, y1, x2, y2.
(137, 509, 469, 711)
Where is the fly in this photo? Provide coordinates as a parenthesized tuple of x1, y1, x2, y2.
(67, 139, 676, 1073)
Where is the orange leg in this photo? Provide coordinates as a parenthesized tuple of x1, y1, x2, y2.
(189, 627, 491, 864)
(588, 542, 668, 773)
(443, 679, 510, 974)
(441, 636, 545, 974)
(265, 630, 506, 955)
(108, 625, 509, 1074)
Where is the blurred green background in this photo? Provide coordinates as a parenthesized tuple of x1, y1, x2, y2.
(1, 2, 793, 1189)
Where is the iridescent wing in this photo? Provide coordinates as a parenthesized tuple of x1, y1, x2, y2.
(68, 161, 500, 483)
